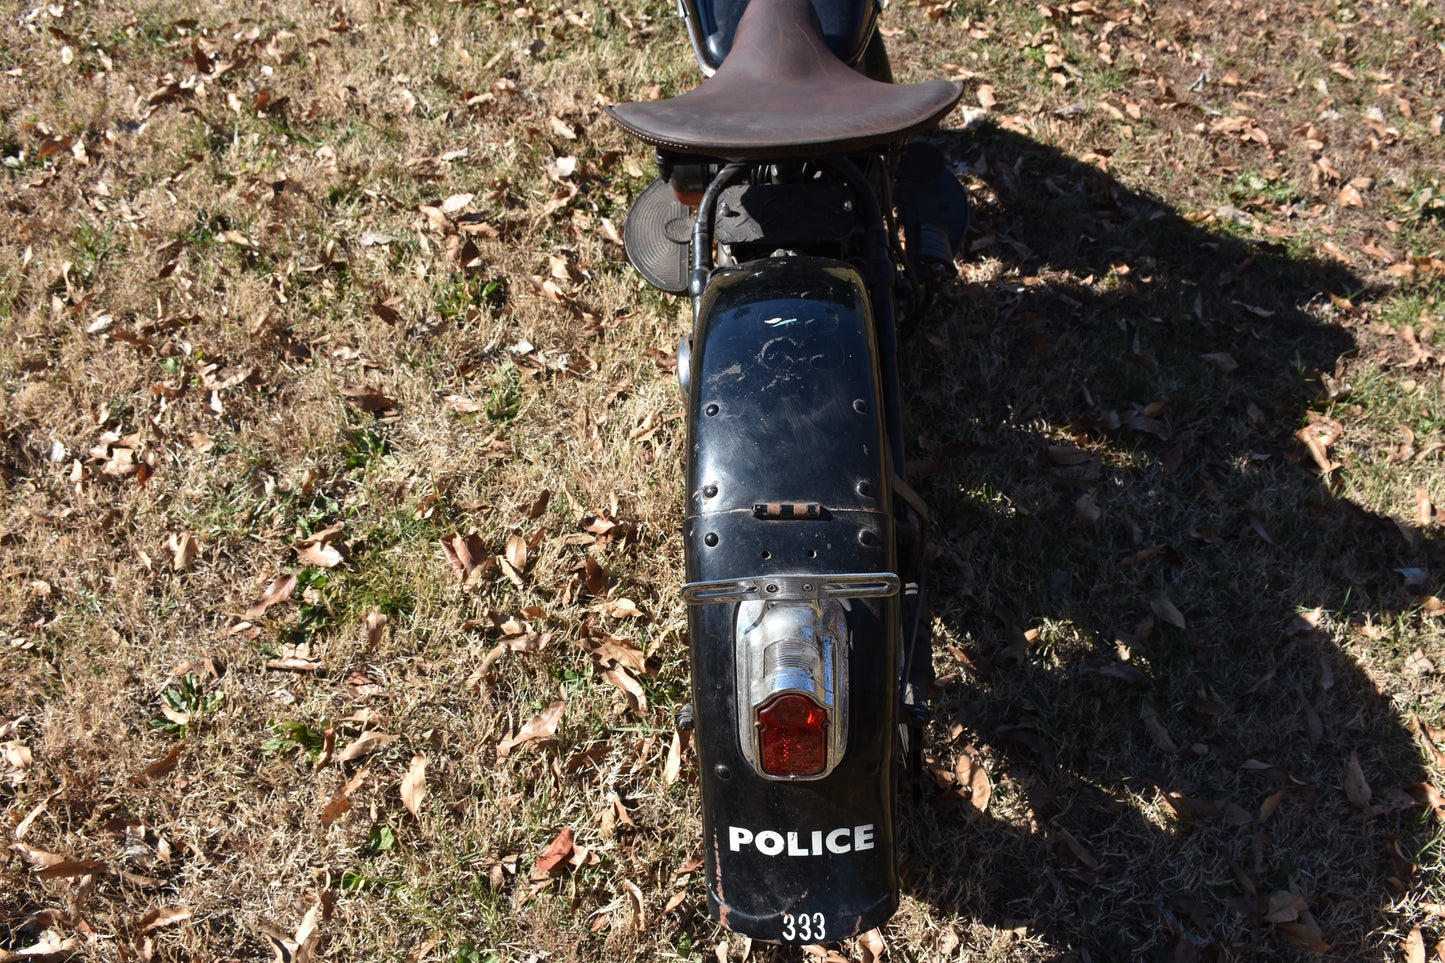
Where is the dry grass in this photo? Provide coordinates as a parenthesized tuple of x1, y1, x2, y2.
(2, 0, 1443, 960)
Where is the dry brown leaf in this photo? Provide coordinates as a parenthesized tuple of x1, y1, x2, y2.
(664, 728, 683, 786)
(1075, 491, 1101, 529)
(365, 610, 387, 648)
(245, 574, 297, 619)
(1141, 702, 1179, 756)
(1406, 782, 1445, 818)
(977, 84, 996, 108)
(335, 731, 398, 763)
(533, 827, 574, 878)
(858, 928, 886, 963)
(10, 842, 65, 869)
(321, 771, 365, 828)
(623, 879, 646, 932)
(497, 700, 566, 758)
(602, 665, 648, 713)
(131, 742, 185, 784)
(1150, 596, 1187, 630)
(584, 555, 609, 595)
(1406, 926, 1427, 963)
(340, 384, 398, 413)
(168, 532, 199, 572)
(1277, 921, 1331, 952)
(1056, 826, 1099, 868)
(576, 625, 649, 675)
(401, 754, 427, 818)
(1200, 352, 1239, 373)
(1258, 789, 1288, 823)
(440, 533, 487, 581)
(1419, 488, 1436, 528)
(1343, 751, 1372, 810)
(1264, 890, 1305, 923)
(297, 542, 345, 568)
(607, 598, 646, 619)
(138, 906, 192, 934)
(33, 859, 107, 879)
(505, 533, 528, 572)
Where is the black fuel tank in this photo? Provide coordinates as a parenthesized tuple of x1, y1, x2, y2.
(681, 0, 879, 71)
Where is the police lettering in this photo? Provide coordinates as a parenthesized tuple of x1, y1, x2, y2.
(728, 824, 874, 856)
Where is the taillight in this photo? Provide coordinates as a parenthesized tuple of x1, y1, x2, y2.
(757, 693, 828, 777)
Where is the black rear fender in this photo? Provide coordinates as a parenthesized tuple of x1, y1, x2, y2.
(683, 256, 900, 942)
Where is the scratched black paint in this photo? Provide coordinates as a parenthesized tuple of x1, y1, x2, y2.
(684, 258, 899, 942)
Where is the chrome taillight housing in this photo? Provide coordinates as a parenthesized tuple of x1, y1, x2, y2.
(681, 573, 899, 782)
(734, 595, 847, 780)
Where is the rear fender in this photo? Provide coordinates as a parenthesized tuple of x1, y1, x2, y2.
(684, 256, 899, 942)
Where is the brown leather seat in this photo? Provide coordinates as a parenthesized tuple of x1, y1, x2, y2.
(606, 0, 963, 160)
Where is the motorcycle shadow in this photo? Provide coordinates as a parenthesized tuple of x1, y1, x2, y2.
(894, 126, 1441, 960)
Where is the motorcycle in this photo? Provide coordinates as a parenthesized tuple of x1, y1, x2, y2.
(606, 0, 969, 943)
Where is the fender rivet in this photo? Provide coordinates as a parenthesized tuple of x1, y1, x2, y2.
(853, 399, 868, 413)
(705, 403, 719, 416)
(705, 532, 719, 547)
(715, 764, 732, 780)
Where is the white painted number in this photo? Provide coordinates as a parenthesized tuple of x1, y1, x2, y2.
(780, 913, 826, 941)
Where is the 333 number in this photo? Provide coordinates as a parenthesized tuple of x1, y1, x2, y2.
(780, 912, 826, 941)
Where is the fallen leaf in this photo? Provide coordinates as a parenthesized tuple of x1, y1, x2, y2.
(321, 771, 365, 827)
(544, 156, 577, 181)
(497, 700, 565, 757)
(245, 574, 297, 619)
(138, 906, 192, 934)
(977, 84, 996, 108)
(858, 928, 886, 963)
(131, 742, 185, 784)
(602, 665, 647, 713)
(1200, 352, 1239, 373)
(623, 879, 645, 932)
(365, 610, 387, 648)
(1056, 826, 1099, 868)
(401, 754, 427, 818)
(505, 534, 528, 573)
(441, 533, 487, 581)
(340, 384, 398, 413)
(297, 542, 345, 568)
(1258, 789, 1288, 823)
(1405, 925, 1426, 963)
(335, 731, 398, 763)
(1277, 921, 1331, 952)
(33, 859, 107, 879)
(1141, 701, 1179, 755)
(1343, 751, 1372, 810)
(1150, 596, 1187, 629)
(1264, 890, 1305, 923)
(584, 555, 609, 595)
(533, 827, 574, 877)
(664, 728, 684, 785)
(168, 532, 199, 572)
(1406, 649, 1435, 675)
(1406, 782, 1445, 818)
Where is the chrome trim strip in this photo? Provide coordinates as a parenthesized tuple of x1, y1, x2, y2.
(683, 572, 900, 605)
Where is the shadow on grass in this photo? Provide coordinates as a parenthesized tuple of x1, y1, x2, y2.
(893, 126, 1442, 960)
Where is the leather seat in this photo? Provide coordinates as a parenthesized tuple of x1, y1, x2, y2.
(606, 0, 963, 160)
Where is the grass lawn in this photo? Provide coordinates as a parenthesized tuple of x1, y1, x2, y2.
(2, 0, 1443, 960)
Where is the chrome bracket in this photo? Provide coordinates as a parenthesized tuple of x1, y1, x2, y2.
(683, 572, 900, 605)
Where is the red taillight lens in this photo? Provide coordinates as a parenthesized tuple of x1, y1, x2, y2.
(757, 693, 828, 776)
